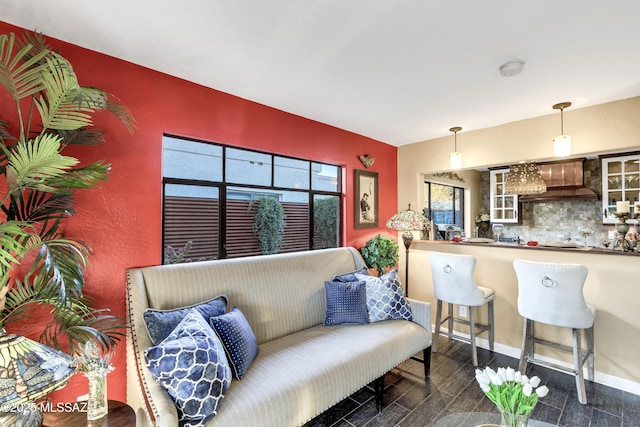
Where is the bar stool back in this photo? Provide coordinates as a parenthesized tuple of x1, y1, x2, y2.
(429, 252, 495, 366)
(513, 259, 596, 404)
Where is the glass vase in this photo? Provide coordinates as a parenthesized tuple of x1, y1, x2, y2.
(500, 411, 529, 427)
(86, 370, 109, 421)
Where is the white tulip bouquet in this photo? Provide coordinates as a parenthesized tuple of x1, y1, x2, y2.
(475, 366, 549, 426)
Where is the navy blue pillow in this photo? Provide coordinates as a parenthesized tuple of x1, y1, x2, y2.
(332, 266, 370, 283)
(144, 295, 228, 345)
(210, 307, 259, 380)
(324, 281, 369, 326)
(144, 309, 232, 427)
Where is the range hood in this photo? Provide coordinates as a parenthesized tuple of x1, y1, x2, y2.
(518, 158, 599, 202)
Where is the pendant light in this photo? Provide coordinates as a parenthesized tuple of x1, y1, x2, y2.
(553, 102, 572, 157)
(449, 126, 462, 170)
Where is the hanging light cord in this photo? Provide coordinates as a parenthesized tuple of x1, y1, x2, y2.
(449, 126, 461, 151)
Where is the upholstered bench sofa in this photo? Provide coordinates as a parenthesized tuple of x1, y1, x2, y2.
(126, 247, 432, 427)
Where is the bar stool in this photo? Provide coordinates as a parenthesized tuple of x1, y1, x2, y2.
(513, 259, 596, 404)
(429, 252, 495, 366)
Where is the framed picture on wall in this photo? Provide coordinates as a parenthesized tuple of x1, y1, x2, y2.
(355, 169, 378, 228)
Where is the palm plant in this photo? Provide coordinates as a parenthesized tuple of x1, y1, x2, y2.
(0, 31, 134, 353)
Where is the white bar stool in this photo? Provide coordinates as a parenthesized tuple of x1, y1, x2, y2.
(429, 252, 495, 367)
(513, 259, 596, 404)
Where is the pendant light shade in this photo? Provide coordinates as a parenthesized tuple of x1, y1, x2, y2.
(504, 162, 547, 195)
(553, 102, 572, 157)
(449, 127, 462, 170)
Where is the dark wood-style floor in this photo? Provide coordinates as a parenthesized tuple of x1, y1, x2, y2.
(304, 336, 640, 427)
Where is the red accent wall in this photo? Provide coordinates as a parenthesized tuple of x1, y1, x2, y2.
(0, 20, 397, 403)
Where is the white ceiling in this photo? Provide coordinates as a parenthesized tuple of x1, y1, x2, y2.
(2, 1, 640, 146)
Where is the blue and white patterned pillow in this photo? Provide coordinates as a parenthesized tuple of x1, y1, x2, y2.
(355, 269, 412, 323)
(144, 309, 232, 427)
(143, 295, 228, 345)
(324, 281, 369, 325)
(210, 307, 259, 380)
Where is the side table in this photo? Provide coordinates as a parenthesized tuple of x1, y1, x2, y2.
(43, 400, 135, 427)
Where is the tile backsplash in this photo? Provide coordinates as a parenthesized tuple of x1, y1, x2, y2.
(478, 159, 620, 246)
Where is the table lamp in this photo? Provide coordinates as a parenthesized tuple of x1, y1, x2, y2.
(386, 204, 428, 297)
(0, 332, 75, 426)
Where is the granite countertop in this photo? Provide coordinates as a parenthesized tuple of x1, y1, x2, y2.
(414, 239, 639, 256)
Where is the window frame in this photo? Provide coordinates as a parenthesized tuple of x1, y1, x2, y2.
(162, 135, 343, 261)
(424, 180, 465, 239)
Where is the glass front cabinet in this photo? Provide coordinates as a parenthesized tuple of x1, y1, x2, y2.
(490, 169, 519, 223)
(602, 154, 640, 224)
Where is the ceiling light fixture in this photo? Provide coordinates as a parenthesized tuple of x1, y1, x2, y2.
(553, 101, 572, 157)
(449, 126, 462, 170)
(504, 161, 547, 195)
(498, 60, 525, 77)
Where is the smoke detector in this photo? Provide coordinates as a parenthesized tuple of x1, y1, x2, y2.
(499, 60, 525, 77)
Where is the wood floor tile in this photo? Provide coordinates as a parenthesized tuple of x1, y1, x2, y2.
(302, 338, 638, 427)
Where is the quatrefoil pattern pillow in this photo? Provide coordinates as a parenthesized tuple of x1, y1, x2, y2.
(355, 269, 412, 323)
(144, 309, 232, 426)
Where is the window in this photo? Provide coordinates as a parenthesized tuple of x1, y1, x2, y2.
(424, 181, 464, 239)
(162, 135, 342, 263)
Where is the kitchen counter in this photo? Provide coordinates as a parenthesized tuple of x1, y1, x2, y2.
(421, 239, 639, 256)
(404, 239, 640, 395)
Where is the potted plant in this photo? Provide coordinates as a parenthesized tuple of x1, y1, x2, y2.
(360, 234, 399, 276)
(251, 197, 286, 255)
(0, 31, 133, 353)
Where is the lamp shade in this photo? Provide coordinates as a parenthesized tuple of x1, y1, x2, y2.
(553, 134, 571, 157)
(449, 152, 462, 170)
(504, 163, 547, 195)
(0, 333, 75, 406)
(386, 205, 428, 231)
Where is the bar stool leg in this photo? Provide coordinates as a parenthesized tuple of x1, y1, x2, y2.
(519, 319, 532, 373)
(573, 328, 587, 404)
(447, 303, 454, 341)
(432, 300, 443, 353)
(488, 300, 495, 352)
(586, 325, 595, 382)
(469, 306, 478, 367)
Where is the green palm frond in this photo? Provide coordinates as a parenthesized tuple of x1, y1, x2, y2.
(0, 119, 13, 142)
(10, 190, 74, 223)
(5, 133, 78, 194)
(24, 238, 90, 301)
(106, 98, 136, 133)
(3, 280, 125, 353)
(46, 160, 110, 189)
(34, 54, 104, 132)
(54, 128, 105, 147)
(0, 33, 49, 102)
(0, 221, 31, 269)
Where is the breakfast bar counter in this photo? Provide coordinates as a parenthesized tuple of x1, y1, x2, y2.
(406, 239, 640, 394)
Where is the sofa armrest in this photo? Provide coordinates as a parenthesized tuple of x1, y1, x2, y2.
(407, 298, 432, 335)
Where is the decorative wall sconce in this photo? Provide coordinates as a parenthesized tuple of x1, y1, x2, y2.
(553, 102, 572, 157)
(449, 127, 462, 170)
(358, 154, 376, 168)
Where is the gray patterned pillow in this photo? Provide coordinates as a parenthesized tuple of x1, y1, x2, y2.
(144, 309, 232, 426)
(355, 269, 412, 323)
